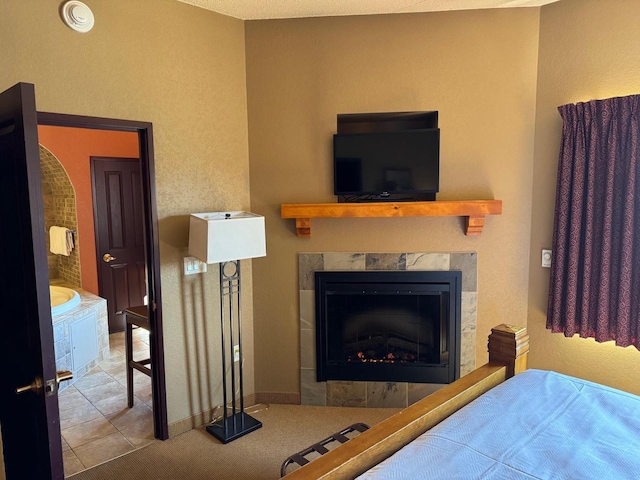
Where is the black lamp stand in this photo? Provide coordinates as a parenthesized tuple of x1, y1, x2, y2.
(206, 260, 262, 443)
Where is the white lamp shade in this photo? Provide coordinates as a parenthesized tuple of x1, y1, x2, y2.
(188, 211, 266, 264)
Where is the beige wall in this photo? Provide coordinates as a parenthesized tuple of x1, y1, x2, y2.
(0, 0, 254, 430)
(246, 9, 540, 396)
(529, 0, 640, 394)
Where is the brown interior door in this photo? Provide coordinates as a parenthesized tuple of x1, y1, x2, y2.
(92, 157, 147, 333)
(0, 83, 63, 478)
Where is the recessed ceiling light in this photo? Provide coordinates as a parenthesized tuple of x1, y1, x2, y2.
(61, 1, 95, 33)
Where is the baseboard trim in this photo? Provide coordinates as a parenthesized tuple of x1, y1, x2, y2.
(168, 393, 258, 438)
(168, 412, 209, 438)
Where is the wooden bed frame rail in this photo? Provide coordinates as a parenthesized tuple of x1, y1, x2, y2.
(285, 324, 529, 479)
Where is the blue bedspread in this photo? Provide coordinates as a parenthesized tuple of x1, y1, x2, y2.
(359, 369, 640, 479)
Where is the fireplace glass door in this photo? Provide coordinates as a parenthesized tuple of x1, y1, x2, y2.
(316, 271, 461, 384)
(326, 287, 448, 365)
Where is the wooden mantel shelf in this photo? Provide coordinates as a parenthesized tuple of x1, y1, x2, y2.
(281, 200, 502, 237)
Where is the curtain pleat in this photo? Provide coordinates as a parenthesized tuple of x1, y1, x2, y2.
(547, 95, 640, 349)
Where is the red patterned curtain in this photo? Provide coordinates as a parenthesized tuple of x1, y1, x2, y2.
(547, 95, 640, 349)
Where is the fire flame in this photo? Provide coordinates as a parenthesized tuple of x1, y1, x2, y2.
(349, 351, 416, 363)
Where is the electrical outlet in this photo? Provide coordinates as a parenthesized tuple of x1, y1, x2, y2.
(233, 345, 240, 363)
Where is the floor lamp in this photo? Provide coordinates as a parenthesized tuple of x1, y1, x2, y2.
(188, 211, 266, 443)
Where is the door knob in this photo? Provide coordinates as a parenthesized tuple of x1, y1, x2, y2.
(103, 253, 117, 263)
(16, 377, 43, 395)
(56, 370, 73, 384)
(16, 370, 73, 396)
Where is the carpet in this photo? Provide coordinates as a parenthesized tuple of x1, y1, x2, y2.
(70, 404, 400, 479)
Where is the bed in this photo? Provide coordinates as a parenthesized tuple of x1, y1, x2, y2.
(284, 324, 640, 479)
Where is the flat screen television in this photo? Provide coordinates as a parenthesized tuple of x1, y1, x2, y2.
(333, 128, 440, 201)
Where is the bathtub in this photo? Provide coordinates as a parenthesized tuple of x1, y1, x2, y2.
(49, 283, 110, 390)
(50, 285, 81, 316)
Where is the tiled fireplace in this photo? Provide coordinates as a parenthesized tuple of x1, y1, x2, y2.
(299, 252, 477, 408)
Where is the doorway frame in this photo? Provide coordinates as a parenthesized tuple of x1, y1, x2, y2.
(37, 111, 168, 440)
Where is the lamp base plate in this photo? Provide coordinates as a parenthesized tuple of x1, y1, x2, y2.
(206, 412, 262, 444)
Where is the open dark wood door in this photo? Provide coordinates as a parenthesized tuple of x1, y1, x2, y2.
(0, 83, 63, 478)
(92, 157, 147, 333)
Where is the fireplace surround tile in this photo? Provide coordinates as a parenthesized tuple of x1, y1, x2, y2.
(460, 331, 477, 376)
(323, 253, 365, 271)
(462, 292, 477, 332)
(367, 382, 408, 408)
(299, 254, 324, 290)
(451, 252, 478, 292)
(299, 290, 315, 330)
(365, 253, 406, 271)
(301, 369, 326, 406)
(408, 383, 444, 405)
(299, 252, 477, 407)
(406, 253, 451, 270)
(300, 329, 315, 370)
(327, 381, 366, 407)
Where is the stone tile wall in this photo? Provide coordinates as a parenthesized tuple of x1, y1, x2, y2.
(299, 252, 477, 408)
(40, 145, 81, 288)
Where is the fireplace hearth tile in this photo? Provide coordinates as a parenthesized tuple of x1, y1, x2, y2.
(301, 369, 326, 406)
(367, 382, 407, 408)
(299, 254, 324, 290)
(327, 381, 366, 407)
(323, 253, 365, 271)
(406, 253, 450, 270)
(450, 253, 477, 292)
(365, 253, 406, 271)
(408, 383, 445, 405)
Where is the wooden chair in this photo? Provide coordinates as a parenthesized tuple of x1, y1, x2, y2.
(123, 305, 151, 408)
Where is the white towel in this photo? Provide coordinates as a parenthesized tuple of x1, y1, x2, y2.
(49, 226, 74, 256)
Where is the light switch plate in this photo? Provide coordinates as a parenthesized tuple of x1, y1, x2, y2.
(542, 249, 552, 268)
(183, 257, 208, 275)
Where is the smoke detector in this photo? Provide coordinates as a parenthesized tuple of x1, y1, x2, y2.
(61, 1, 95, 33)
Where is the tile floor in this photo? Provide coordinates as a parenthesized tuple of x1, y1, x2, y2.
(60, 327, 157, 476)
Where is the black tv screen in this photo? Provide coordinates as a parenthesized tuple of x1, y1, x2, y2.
(333, 129, 440, 197)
